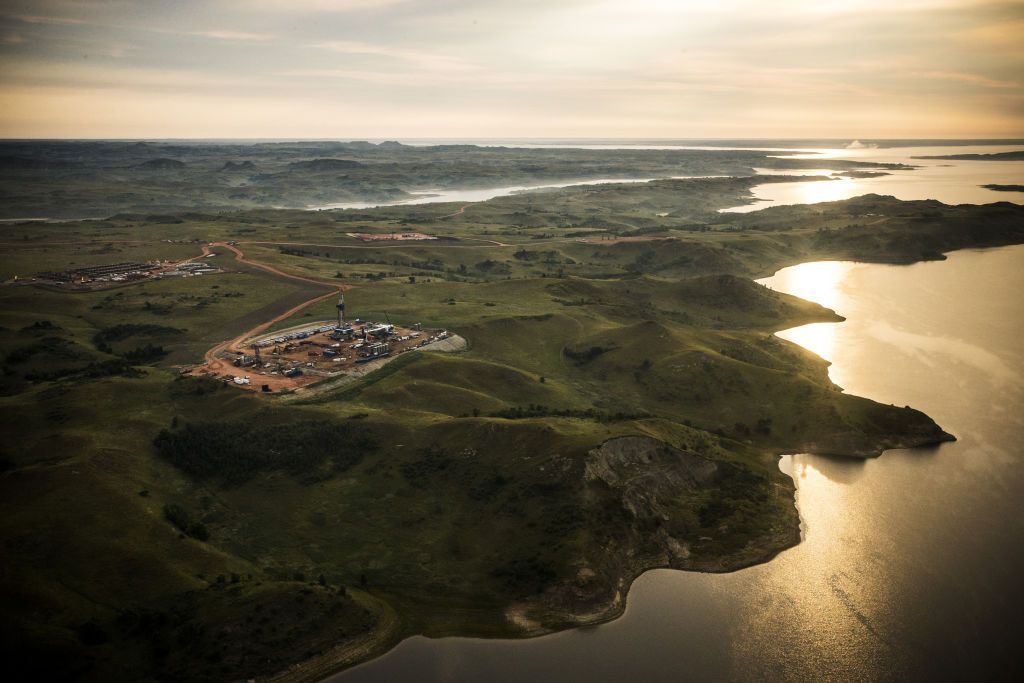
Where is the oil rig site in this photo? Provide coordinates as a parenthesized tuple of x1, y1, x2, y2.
(30, 256, 221, 289)
(207, 292, 461, 392)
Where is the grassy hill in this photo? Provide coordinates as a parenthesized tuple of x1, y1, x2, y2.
(2, 186, 1015, 680)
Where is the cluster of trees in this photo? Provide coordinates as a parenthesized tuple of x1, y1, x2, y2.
(168, 375, 224, 397)
(4, 336, 80, 364)
(399, 445, 509, 504)
(19, 320, 60, 332)
(513, 248, 564, 264)
(153, 419, 376, 485)
(732, 417, 773, 437)
(141, 300, 175, 315)
(162, 503, 209, 541)
(490, 556, 558, 597)
(474, 259, 512, 274)
(399, 444, 453, 487)
(699, 460, 769, 530)
(281, 247, 448, 273)
(25, 358, 142, 383)
(93, 323, 181, 349)
(562, 344, 613, 365)
(121, 344, 169, 362)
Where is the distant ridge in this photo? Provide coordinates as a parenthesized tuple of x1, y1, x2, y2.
(913, 150, 1024, 161)
(288, 158, 365, 171)
(136, 158, 185, 170)
(220, 160, 256, 172)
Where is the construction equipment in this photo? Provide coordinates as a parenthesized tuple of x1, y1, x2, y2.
(336, 292, 346, 326)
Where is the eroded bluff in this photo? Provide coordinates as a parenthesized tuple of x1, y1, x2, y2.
(506, 435, 798, 633)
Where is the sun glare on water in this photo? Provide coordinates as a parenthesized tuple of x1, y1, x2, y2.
(760, 261, 854, 363)
(795, 177, 858, 205)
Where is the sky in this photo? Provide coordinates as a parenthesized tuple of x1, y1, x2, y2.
(0, 0, 1022, 139)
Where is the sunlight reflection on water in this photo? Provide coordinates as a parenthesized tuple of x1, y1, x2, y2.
(759, 261, 855, 362)
(336, 246, 1024, 683)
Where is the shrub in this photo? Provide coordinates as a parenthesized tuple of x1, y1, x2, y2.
(562, 345, 613, 365)
(163, 503, 191, 532)
(153, 419, 376, 486)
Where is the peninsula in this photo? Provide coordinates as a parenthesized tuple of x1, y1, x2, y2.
(2, 143, 1022, 682)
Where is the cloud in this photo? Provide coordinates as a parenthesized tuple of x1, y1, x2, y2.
(314, 40, 476, 72)
(915, 70, 1022, 89)
(0, 0, 1021, 137)
(3, 60, 256, 93)
(238, 0, 410, 12)
(192, 30, 275, 42)
(955, 18, 1024, 47)
(9, 14, 85, 25)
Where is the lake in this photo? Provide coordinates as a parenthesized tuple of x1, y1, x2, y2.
(310, 175, 725, 210)
(334, 244, 1024, 681)
(314, 143, 1024, 212)
(723, 145, 1024, 211)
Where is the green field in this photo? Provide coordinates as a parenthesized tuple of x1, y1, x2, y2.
(2, 169, 1021, 680)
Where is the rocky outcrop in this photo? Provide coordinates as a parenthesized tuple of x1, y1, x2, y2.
(584, 435, 718, 519)
(505, 435, 799, 635)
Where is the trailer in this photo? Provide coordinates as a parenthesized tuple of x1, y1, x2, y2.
(356, 351, 390, 364)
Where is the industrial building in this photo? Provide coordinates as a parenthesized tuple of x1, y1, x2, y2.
(34, 258, 221, 289)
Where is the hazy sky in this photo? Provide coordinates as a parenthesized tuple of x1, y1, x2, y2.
(0, 0, 1022, 139)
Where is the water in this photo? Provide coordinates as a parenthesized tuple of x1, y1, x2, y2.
(334, 245, 1024, 681)
(723, 145, 1024, 212)
(310, 176, 725, 210)
(315, 143, 1024, 212)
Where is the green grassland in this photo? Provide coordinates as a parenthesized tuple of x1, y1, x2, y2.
(2, 174, 1021, 681)
(0, 140, 906, 218)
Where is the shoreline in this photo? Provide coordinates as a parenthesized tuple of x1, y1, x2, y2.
(296, 248, 969, 682)
(325, 435, 952, 683)
(5, 183, 1018, 682)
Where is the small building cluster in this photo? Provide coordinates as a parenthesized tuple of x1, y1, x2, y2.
(347, 232, 439, 242)
(36, 261, 157, 284)
(224, 308, 450, 390)
(166, 261, 219, 277)
(33, 257, 221, 289)
(201, 292, 458, 392)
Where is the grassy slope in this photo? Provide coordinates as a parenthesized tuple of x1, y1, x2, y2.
(2, 185, 1019, 680)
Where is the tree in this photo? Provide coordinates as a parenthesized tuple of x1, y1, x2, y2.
(163, 503, 190, 532)
(187, 522, 210, 541)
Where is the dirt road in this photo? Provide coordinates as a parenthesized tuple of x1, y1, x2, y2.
(205, 242, 346, 288)
(199, 242, 347, 390)
(239, 235, 512, 249)
(439, 203, 470, 218)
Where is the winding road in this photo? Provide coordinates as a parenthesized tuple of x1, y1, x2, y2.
(199, 241, 348, 390)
